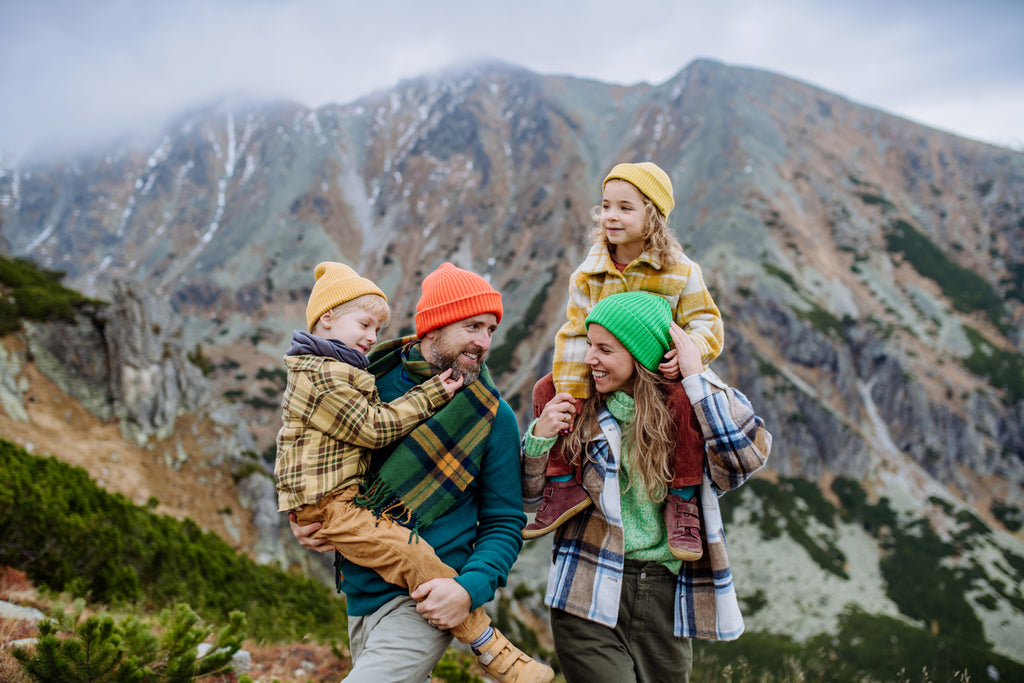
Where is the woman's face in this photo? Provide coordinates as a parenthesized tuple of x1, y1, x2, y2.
(585, 324, 636, 395)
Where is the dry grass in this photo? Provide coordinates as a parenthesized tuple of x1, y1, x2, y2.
(0, 596, 34, 683)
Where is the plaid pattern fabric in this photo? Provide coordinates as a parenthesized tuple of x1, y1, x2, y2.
(545, 409, 625, 626)
(552, 242, 724, 398)
(524, 369, 771, 640)
(274, 354, 450, 511)
(357, 338, 500, 531)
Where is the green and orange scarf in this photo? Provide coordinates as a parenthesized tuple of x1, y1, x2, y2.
(355, 337, 499, 533)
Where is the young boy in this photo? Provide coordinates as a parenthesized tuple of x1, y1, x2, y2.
(276, 261, 551, 683)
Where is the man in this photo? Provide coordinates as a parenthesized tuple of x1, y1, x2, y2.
(291, 263, 552, 683)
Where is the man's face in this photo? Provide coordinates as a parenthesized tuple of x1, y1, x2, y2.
(423, 313, 498, 385)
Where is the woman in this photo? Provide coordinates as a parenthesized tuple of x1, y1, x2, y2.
(522, 291, 772, 683)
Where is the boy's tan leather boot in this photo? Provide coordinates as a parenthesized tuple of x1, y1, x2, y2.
(475, 628, 554, 682)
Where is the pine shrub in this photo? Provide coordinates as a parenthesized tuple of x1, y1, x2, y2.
(13, 599, 247, 683)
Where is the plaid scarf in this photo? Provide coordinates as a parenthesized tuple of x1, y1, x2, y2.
(355, 336, 499, 533)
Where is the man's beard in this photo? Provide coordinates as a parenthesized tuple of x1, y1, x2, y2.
(425, 330, 484, 385)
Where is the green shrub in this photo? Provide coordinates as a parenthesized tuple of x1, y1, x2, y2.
(741, 478, 847, 578)
(0, 439, 347, 643)
(812, 606, 1022, 682)
(1003, 261, 1024, 303)
(992, 499, 1024, 532)
(856, 191, 895, 210)
(431, 650, 483, 683)
(962, 325, 1024, 403)
(762, 263, 798, 292)
(694, 608, 1024, 682)
(879, 518, 985, 643)
(885, 219, 1008, 329)
(255, 366, 287, 385)
(186, 344, 213, 376)
(14, 599, 246, 683)
(831, 478, 988, 646)
(0, 255, 101, 331)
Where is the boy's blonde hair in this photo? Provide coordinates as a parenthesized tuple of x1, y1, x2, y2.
(589, 196, 683, 270)
(314, 294, 390, 333)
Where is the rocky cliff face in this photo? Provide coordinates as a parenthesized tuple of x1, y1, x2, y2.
(0, 279, 310, 572)
(23, 282, 208, 443)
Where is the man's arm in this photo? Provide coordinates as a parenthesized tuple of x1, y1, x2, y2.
(288, 512, 331, 553)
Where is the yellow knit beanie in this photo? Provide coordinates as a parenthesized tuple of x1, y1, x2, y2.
(415, 262, 503, 337)
(305, 261, 387, 332)
(603, 162, 674, 217)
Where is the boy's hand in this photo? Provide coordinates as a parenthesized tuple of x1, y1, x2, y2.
(669, 322, 703, 378)
(535, 392, 577, 439)
(658, 349, 681, 380)
(438, 368, 464, 397)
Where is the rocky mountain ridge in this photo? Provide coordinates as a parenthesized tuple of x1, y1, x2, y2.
(1, 57, 1023, 663)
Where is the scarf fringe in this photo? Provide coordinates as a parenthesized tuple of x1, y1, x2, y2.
(354, 475, 422, 543)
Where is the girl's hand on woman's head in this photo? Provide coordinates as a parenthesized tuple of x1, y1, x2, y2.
(658, 349, 681, 380)
(535, 391, 578, 439)
(669, 322, 704, 378)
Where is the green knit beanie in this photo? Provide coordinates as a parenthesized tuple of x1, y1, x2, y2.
(585, 292, 672, 371)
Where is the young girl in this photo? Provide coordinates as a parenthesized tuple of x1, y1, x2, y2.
(522, 292, 771, 682)
(524, 162, 724, 561)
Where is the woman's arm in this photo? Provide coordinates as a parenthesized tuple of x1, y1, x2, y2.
(521, 374, 575, 505)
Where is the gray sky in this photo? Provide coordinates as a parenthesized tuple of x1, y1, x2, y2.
(1, 0, 1022, 159)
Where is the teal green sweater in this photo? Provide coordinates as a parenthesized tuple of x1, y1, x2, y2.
(336, 355, 526, 616)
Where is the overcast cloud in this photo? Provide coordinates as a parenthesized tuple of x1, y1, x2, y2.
(1, 0, 1022, 160)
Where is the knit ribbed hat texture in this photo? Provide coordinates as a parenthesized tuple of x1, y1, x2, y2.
(305, 261, 387, 332)
(415, 262, 503, 337)
(603, 162, 675, 217)
(585, 291, 672, 371)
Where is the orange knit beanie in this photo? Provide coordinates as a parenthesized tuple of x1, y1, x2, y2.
(415, 263, 503, 337)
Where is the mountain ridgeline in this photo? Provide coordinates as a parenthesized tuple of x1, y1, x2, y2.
(1, 58, 1023, 668)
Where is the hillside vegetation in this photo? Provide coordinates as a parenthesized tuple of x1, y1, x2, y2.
(0, 255, 101, 335)
(0, 438, 347, 644)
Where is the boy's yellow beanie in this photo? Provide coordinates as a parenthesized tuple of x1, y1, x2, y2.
(603, 162, 674, 217)
(306, 261, 386, 332)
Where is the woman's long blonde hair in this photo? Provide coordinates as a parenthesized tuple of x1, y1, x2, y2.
(564, 360, 676, 502)
(589, 192, 683, 270)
